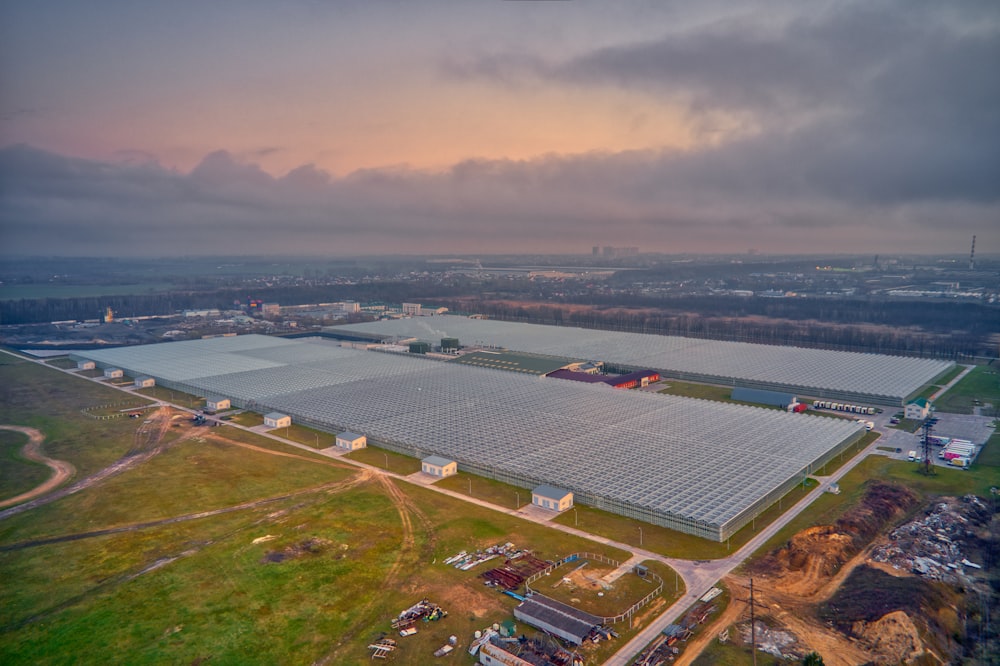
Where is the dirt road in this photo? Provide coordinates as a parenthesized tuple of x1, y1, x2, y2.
(0, 426, 75, 509)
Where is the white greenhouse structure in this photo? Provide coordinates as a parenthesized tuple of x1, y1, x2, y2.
(331, 316, 954, 406)
(75, 334, 871, 541)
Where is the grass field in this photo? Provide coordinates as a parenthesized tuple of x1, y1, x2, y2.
(136, 385, 206, 409)
(0, 282, 176, 301)
(0, 430, 51, 501)
(1, 351, 686, 665)
(933, 364, 1000, 414)
(347, 446, 423, 475)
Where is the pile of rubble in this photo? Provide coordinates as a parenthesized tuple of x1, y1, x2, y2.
(391, 598, 448, 634)
(870, 495, 990, 583)
(738, 620, 804, 661)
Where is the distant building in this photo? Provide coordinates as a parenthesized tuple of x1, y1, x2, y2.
(264, 412, 292, 429)
(261, 303, 281, 317)
(103, 367, 123, 379)
(76, 360, 95, 370)
(134, 376, 155, 388)
(421, 455, 457, 477)
(336, 431, 367, 450)
(402, 302, 422, 316)
(731, 387, 796, 409)
(905, 398, 932, 420)
(532, 485, 573, 512)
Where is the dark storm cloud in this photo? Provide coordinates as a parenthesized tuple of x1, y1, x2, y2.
(448, 1, 1000, 206)
(1, 1, 997, 257)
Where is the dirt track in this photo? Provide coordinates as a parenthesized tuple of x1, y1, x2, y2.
(0, 426, 75, 509)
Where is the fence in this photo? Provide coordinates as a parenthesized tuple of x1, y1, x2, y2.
(524, 552, 664, 625)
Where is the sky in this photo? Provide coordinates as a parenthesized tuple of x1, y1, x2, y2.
(1, 0, 997, 257)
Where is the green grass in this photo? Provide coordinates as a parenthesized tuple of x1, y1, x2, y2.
(267, 423, 334, 448)
(0, 361, 156, 479)
(933, 364, 1000, 414)
(0, 430, 51, 502)
(346, 447, 423, 475)
(228, 412, 264, 427)
(890, 418, 924, 433)
(136, 386, 206, 409)
(435, 472, 532, 510)
(975, 431, 1000, 468)
(659, 381, 741, 403)
(0, 282, 176, 301)
(45, 358, 77, 369)
(932, 365, 966, 387)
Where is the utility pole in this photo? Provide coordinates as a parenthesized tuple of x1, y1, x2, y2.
(749, 578, 757, 666)
(739, 578, 767, 666)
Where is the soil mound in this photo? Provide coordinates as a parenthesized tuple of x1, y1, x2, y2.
(752, 482, 917, 595)
(853, 610, 924, 664)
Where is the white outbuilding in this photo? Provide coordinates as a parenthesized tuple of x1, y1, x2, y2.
(905, 398, 931, 420)
(421, 455, 457, 478)
(531, 485, 573, 512)
(134, 376, 155, 388)
(264, 412, 292, 429)
(103, 367, 123, 379)
(336, 431, 367, 450)
(76, 360, 95, 370)
(205, 398, 231, 412)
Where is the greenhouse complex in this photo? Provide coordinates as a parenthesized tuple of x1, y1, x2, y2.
(74, 334, 874, 541)
(333, 316, 954, 406)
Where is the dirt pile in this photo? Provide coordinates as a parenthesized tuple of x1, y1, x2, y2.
(852, 610, 924, 664)
(752, 481, 918, 596)
(870, 494, 992, 583)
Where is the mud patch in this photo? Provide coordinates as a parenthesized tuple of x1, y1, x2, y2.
(261, 536, 333, 564)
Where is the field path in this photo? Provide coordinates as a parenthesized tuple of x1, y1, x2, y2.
(0, 426, 75, 509)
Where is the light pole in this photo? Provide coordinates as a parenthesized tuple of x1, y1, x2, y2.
(468, 478, 472, 496)
(573, 508, 578, 526)
(383, 453, 389, 471)
(515, 492, 520, 509)
(638, 526, 643, 547)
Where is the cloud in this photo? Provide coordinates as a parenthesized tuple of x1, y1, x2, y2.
(1, 140, 995, 257)
(1, 2, 997, 257)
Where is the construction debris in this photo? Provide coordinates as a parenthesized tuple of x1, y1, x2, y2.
(870, 495, 992, 583)
(367, 637, 396, 660)
(737, 620, 804, 661)
(482, 553, 551, 590)
(391, 598, 448, 632)
(444, 542, 523, 571)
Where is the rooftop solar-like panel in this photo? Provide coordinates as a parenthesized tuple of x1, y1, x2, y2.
(74, 334, 866, 541)
(332, 317, 952, 404)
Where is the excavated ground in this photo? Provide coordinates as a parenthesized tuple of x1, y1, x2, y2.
(712, 481, 991, 665)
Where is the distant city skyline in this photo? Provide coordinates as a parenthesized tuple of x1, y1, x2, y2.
(1, 1, 997, 257)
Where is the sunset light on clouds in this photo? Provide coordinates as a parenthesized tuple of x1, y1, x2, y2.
(1, 1, 997, 256)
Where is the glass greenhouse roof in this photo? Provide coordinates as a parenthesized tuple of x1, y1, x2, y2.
(76, 335, 866, 540)
(333, 317, 953, 404)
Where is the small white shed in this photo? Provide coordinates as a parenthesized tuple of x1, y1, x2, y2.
(103, 367, 123, 379)
(531, 485, 573, 512)
(264, 412, 292, 429)
(336, 431, 367, 450)
(134, 376, 155, 388)
(77, 360, 95, 370)
(206, 398, 231, 412)
(421, 455, 457, 477)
